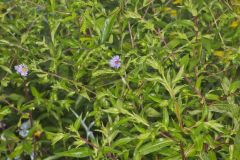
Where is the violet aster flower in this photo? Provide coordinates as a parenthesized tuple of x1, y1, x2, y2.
(14, 64, 29, 76)
(109, 55, 121, 68)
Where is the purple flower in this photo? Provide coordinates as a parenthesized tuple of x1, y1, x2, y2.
(109, 55, 121, 68)
(14, 64, 29, 76)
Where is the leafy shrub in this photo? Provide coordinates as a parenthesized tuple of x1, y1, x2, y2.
(0, 0, 240, 159)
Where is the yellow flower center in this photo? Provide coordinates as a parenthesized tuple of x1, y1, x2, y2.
(22, 67, 28, 73)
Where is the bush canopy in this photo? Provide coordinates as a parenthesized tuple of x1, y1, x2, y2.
(0, 0, 240, 159)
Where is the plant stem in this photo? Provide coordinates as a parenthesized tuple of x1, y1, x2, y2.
(180, 142, 186, 160)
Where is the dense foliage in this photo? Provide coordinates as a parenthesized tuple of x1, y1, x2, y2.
(0, 0, 240, 159)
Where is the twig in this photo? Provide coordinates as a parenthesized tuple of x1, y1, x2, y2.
(0, 41, 29, 52)
(156, 28, 168, 48)
(41, 70, 96, 95)
(160, 131, 177, 142)
(142, 0, 155, 19)
(128, 22, 134, 48)
(175, 101, 184, 129)
(0, 97, 21, 113)
(160, 132, 186, 159)
(23, 80, 36, 160)
(180, 142, 186, 160)
(184, 75, 206, 105)
(193, 16, 199, 42)
(205, 2, 225, 48)
(106, 153, 118, 160)
(204, 65, 234, 78)
(155, 28, 179, 62)
(79, 136, 98, 149)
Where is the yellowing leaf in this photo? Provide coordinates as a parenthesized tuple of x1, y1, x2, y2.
(213, 51, 224, 57)
(230, 21, 239, 28)
(163, 7, 171, 12)
(163, 8, 177, 17)
(170, 10, 177, 17)
(173, 0, 182, 5)
(226, 50, 233, 55)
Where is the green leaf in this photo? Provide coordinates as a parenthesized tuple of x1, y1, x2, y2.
(195, 75, 204, 90)
(163, 107, 169, 127)
(135, 139, 174, 156)
(0, 107, 11, 117)
(112, 137, 134, 147)
(125, 11, 142, 19)
(0, 65, 12, 74)
(180, 54, 189, 66)
(73, 116, 82, 131)
(100, 13, 118, 43)
(131, 112, 149, 127)
(233, 127, 240, 158)
(145, 107, 161, 117)
(92, 69, 116, 77)
(49, 0, 56, 11)
(172, 66, 184, 84)
(205, 121, 223, 133)
(10, 144, 23, 158)
(80, 90, 90, 101)
(21, 32, 29, 44)
(230, 80, 240, 93)
(30, 86, 40, 98)
(221, 77, 230, 95)
(44, 148, 92, 160)
(46, 132, 65, 145)
(55, 148, 92, 158)
(205, 93, 220, 101)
